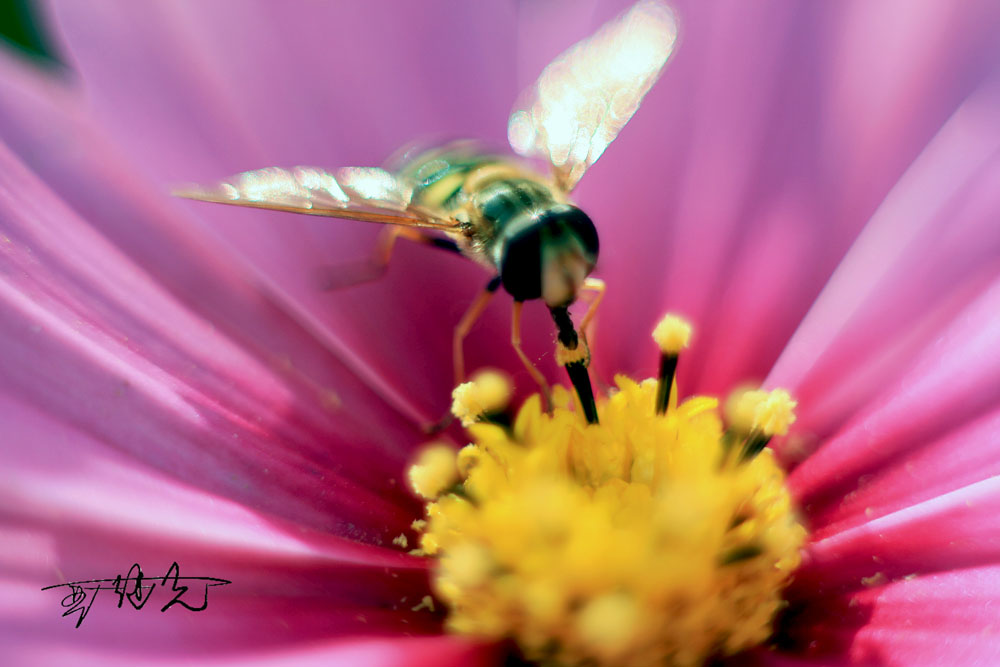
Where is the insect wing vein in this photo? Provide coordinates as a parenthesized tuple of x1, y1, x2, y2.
(507, 0, 679, 191)
(174, 165, 457, 230)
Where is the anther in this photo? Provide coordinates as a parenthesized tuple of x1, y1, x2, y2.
(754, 388, 797, 436)
(652, 314, 692, 414)
(407, 443, 459, 499)
(451, 369, 513, 427)
(725, 387, 766, 434)
(731, 388, 797, 461)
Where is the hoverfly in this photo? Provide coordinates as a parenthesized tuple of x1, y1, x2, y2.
(175, 1, 679, 425)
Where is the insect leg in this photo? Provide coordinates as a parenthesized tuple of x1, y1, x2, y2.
(316, 226, 460, 290)
(578, 277, 606, 341)
(453, 276, 503, 387)
(512, 301, 553, 412)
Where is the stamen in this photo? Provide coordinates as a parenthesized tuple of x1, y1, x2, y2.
(655, 354, 678, 414)
(652, 313, 692, 414)
(450, 370, 513, 426)
(742, 432, 772, 461)
(727, 388, 798, 461)
(725, 386, 765, 434)
(754, 388, 797, 436)
(407, 443, 458, 499)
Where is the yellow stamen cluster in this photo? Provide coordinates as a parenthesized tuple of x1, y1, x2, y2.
(410, 378, 805, 666)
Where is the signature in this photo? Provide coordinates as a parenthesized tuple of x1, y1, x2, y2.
(41, 562, 232, 628)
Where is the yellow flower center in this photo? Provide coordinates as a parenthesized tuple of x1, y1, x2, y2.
(407, 315, 806, 666)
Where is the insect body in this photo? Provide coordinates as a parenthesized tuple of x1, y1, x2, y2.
(175, 1, 679, 424)
(400, 143, 598, 307)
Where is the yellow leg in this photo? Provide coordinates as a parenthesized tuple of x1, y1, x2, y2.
(512, 302, 552, 411)
(422, 280, 498, 434)
(453, 282, 498, 387)
(376, 226, 434, 265)
(578, 277, 606, 343)
(317, 226, 447, 290)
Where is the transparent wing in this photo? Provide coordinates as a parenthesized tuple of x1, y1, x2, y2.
(507, 0, 679, 192)
(174, 166, 458, 230)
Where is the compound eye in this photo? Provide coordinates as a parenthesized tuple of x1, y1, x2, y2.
(498, 206, 598, 304)
(499, 224, 544, 302)
(564, 207, 599, 263)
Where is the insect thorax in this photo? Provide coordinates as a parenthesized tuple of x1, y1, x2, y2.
(400, 144, 598, 305)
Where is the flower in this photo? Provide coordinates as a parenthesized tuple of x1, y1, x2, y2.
(2, 0, 1000, 664)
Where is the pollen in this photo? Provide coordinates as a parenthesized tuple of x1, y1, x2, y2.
(555, 340, 591, 366)
(409, 316, 806, 666)
(652, 313, 692, 354)
(407, 443, 459, 499)
(450, 369, 513, 426)
(753, 388, 797, 437)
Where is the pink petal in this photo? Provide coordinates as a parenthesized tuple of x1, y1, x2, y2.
(6, 630, 498, 666)
(191, 637, 500, 667)
(786, 274, 1000, 514)
(0, 44, 441, 427)
(0, 131, 428, 541)
(776, 565, 1000, 663)
(806, 405, 1000, 538)
(45, 0, 519, 179)
(588, 0, 1000, 395)
(796, 476, 1000, 593)
(846, 567, 1000, 664)
(0, 390, 446, 659)
(769, 74, 1000, 443)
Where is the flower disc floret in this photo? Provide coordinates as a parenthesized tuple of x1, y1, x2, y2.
(450, 370, 513, 426)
